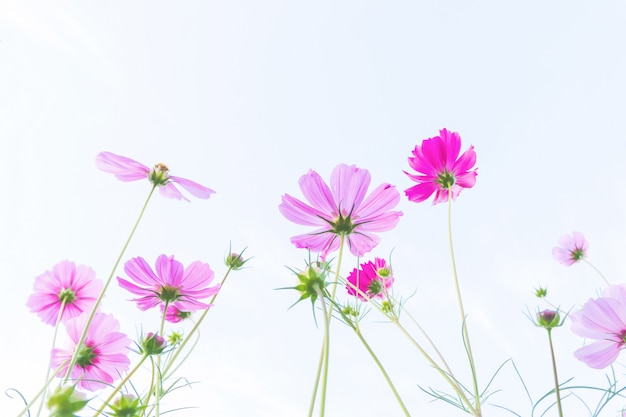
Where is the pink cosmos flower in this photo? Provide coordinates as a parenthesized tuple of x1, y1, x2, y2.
(570, 285, 626, 369)
(552, 231, 588, 266)
(279, 164, 402, 257)
(160, 303, 192, 323)
(96, 151, 215, 202)
(346, 258, 394, 301)
(118, 254, 220, 321)
(27, 261, 103, 326)
(51, 312, 130, 391)
(404, 128, 477, 205)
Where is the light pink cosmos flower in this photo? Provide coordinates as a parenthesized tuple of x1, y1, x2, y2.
(570, 285, 626, 369)
(160, 303, 192, 323)
(346, 258, 394, 301)
(279, 164, 402, 257)
(552, 231, 588, 266)
(404, 128, 477, 205)
(96, 151, 215, 202)
(51, 312, 130, 391)
(27, 261, 103, 326)
(118, 254, 220, 321)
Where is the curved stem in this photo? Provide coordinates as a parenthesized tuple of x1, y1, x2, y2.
(583, 259, 610, 286)
(16, 361, 69, 417)
(353, 323, 411, 417)
(446, 192, 481, 416)
(547, 329, 563, 417)
(64, 185, 157, 382)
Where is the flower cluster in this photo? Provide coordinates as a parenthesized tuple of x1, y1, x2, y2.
(21, 151, 242, 416)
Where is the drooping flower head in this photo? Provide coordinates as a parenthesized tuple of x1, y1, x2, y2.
(279, 164, 402, 257)
(51, 312, 130, 391)
(552, 231, 588, 266)
(570, 284, 626, 369)
(96, 151, 215, 202)
(27, 261, 103, 326)
(118, 254, 220, 322)
(346, 257, 394, 301)
(404, 128, 477, 205)
(160, 303, 192, 323)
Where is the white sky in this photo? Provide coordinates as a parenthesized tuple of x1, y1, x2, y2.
(2, 1, 626, 416)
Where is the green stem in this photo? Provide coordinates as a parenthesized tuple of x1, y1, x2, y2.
(446, 192, 481, 416)
(392, 317, 476, 414)
(93, 355, 148, 417)
(583, 259, 610, 286)
(342, 275, 475, 413)
(64, 185, 157, 382)
(547, 329, 563, 417)
(353, 323, 411, 417)
(316, 286, 331, 417)
(34, 301, 67, 417)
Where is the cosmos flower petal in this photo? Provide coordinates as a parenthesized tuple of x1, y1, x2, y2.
(298, 169, 337, 214)
(347, 233, 381, 257)
(95, 152, 150, 182)
(356, 184, 401, 220)
(570, 284, 626, 368)
(290, 230, 339, 254)
(330, 164, 371, 215)
(405, 182, 438, 203)
(169, 175, 215, 199)
(279, 194, 330, 226)
(159, 183, 189, 201)
(574, 340, 622, 369)
(553, 231, 588, 266)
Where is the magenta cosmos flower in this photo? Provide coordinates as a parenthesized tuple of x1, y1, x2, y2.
(27, 261, 103, 326)
(552, 231, 588, 266)
(570, 285, 626, 369)
(404, 128, 477, 205)
(96, 151, 215, 202)
(51, 312, 130, 391)
(118, 254, 220, 321)
(279, 164, 402, 257)
(346, 258, 394, 301)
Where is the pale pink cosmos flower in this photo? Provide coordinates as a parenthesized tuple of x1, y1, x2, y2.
(346, 257, 394, 301)
(404, 128, 477, 205)
(552, 231, 588, 266)
(27, 261, 103, 326)
(570, 285, 626, 369)
(160, 303, 192, 323)
(118, 254, 220, 321)
(279, 164, 402, 257)
(51, 312, 130, 391)
(96, 151, 215, 202)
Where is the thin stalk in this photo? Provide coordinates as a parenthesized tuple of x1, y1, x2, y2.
(353, 323, 411, 417)
(583, 259, 610, 286)
(403, 310, 457, 386)
(446, 192, 481, 416)
(308, 235, 346, 417)
(35, 301, 67, 417)
(342, 277, 475, 413)
(547, 329, 563, 417)
(316, 287, 331, 417)
(64, 185, 157, 382)
(93, 355, 148, 417)
(391, 316, 476, 414)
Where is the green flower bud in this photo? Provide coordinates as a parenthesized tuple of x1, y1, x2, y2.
(537, 309, 561, 329)
(47, 385, 88, 417)
(141, 332, 167, 356)
(108, 394, 147, 417)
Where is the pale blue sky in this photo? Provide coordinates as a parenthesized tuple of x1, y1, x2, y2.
(2, 1, 626, 416)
